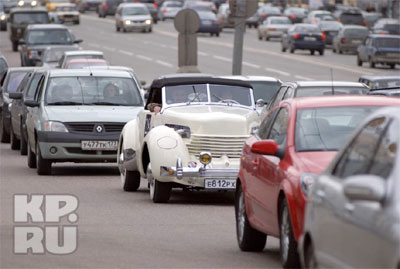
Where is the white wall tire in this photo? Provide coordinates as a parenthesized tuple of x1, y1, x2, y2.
(147, 163, 171, 203)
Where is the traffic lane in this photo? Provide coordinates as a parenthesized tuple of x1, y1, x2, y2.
(0, 143, 281, 268)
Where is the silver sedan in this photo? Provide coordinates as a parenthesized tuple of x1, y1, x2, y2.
(258, 16, 292, 41)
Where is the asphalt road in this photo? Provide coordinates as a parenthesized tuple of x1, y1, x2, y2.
(0, 12, 399, 268)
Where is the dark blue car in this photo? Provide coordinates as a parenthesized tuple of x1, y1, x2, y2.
(197, 11, 220, 37)
(357, 34, 400, 69)
(281, 23, 325, 55)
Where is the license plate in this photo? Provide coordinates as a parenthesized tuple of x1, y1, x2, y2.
(203, 21, 212, 25)
(304, 37, 316, 41)
(81, 140, 118, 151)
(352, 40, 362, 44)
(205, 179, 236, 189)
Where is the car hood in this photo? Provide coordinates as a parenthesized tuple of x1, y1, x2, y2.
(45, 105, 143, 123)
(122, 15, 151, 21)
(159, 105, 259, 135)
(296, 151, 337, 174)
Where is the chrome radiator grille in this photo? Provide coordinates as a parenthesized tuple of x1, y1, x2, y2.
(186, 134, 249, 158)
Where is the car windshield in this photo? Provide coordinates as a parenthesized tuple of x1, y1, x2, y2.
(164, 84, 253, 107)
(295, 106, 380, 152)
(249, 81, 280, 103)
(286, 8, 306, 16)
(295, 25, 320, 33)
(295, 86, 368, 97)
(5, 71, 27, 93)
(369, 79, 400, 89)
(315, 12, 330, 18)
(43, 47, 79, 62)
(165, 2, 181, 7)
(270, 18, 290, 24)
(122, 7, 149, 15)
(66, 55, 104, 63)
(375, 37, 400, 48)
(319, 22, 342, 30)
(344, 28, 368, 36)
(27, 29, 73, 45)
(191, 4, 212, 11)
(45, 76, 143, 106)
(56, 6, 77, 11)
(260, 7, 280, 14)
(12, 12, 48, 24)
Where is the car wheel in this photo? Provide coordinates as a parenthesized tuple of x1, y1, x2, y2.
(279, 199, 300, 268)
(148, 163, 171, 203)
(121, 169, 140, 192)
(36, 141, 52, 175)
(281, 45, 286, 52)
(12, 41, 18, 52)
(290, 47, 295, 53)
(310, 50, 315, 55)
(266, 36, 269, 41)
(216, 32, 219, 37)
(20, 124, 27, 155)
(304, 241, 318, 269)
(332, 46, 336, 53)
(123, 27, 127, 33)
(339, 49, 343, 54)
(148, 27, 152, 33)
(210, 32, 213, 36)
(369, 58, 375, 68)
(27, 138, 36, 168)
(389, 64, 395, 69)
(258, 34, 262, 40)
(235, 183, 266, 251)
(10, 125, 20, 150)
(357, 56, 362, 66)
(74, 20, 80, 25)
(116, 25, 120, 32)
(0, 113, 10, 143)
(318, 49, 324, 55)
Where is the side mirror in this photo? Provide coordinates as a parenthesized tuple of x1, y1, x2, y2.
(9, 92, 22, 99)
(256, 99, 265, 107)
(24, 100, 39, 107)
(19, 39, 25, 45)
(74, 39, 83, 43)
(140, 80, 146, 86)
(343, 175, 385, 202)
(251, 139, 278, 155)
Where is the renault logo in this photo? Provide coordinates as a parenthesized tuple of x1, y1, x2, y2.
(95, 125, 103, 133)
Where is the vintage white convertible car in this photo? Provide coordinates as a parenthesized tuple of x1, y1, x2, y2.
(117, 75, 260, 203)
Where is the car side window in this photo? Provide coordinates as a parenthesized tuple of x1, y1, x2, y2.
(25, 73, 43, 100)
(268, 86, 287, 110)
(33, 75, 46, 102)
(258, 109, 277, 140)
(282, 87, 293, 100)
(267, 108, 288, 146)
(332, 117, 388, 179)
(16, 73, 31, 93)
(369, 120, 398, 179)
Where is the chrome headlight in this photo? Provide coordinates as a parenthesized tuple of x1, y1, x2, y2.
(145, 19, 152, 24)
(165, 124, 190, 139)
(300, 173, 318, 197)
(18, 0, 24, 6)
(31, 0, 37, 6)
(44, 121, 69, 132)
(124, 19, 131, 25)
(199, 152, 212, 166)
(0, 15, 6, 21)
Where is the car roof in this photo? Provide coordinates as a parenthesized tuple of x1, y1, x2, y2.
(342, 25, 368, 29)
(27, 24, 67, 30)
(48, 69, 132, 78)
(369, 34, 400, 39)
(119, 3, 147, 7)
(291, 81, 367, 87)
(359, 75, 400, 81)
(221, 75, 280, 82)
(6, 67, 41, 72)
(288, 95, 400, 109)
(10, 7, 47, 13)
(64, 50, 103, 56)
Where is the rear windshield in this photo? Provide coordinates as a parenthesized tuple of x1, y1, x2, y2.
(295, 106, 380, 152)
(383, 24, 400, 35)
(250, 81, 280, 103)
(198, 12, 216, 20)
(27, 29, 73, 45)
(45, 77, 142, 106)
(43, 47, 79, 62)
(344, 28, 368, 36)
(294, 25, 320, 33)
(260, 7, 281, 15)
(12, 12, 48, 24)
(341, 13, 363, 25)
(319, 22, 342, 31)
(375, 38, 400, 48)
(165, 1, 181, 7)
(368, 79, 400, 89)
(5, 71, 27, 93)
(56, 6, 77, 11)
(270, 18, 291, 24)
(66, 55, 104, 62)
(295, 86, 368, 97)
(122, 7, 149, 15)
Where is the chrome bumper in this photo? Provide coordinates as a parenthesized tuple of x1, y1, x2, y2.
(160, 158, 239, 179)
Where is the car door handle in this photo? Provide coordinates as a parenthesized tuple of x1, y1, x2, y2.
(316, 190, 325, 198)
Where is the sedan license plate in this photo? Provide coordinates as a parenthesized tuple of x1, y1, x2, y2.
(81, 140, 118, 151)
(304, 36, 316, 41)
(205, 179, 236, 189)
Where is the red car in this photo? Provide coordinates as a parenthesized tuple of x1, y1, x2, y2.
(64, 59, 108, 69)
(235, 96, 400, 268)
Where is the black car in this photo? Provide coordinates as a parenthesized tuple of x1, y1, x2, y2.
(0, 53, 7, 81)
(97, 0, 122, 17)
(8, 7, 49, 51)
(357, 34, 400, 69)
(359, 75, 400, 90)
(317, 21, 342, 45)
(77, 0, 102, 13)
(19, 24, 82, 66)
(281, 23, 325, 55)
(0, 67, 36, 143)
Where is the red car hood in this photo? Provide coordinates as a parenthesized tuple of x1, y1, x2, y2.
(296, 151, 337, 174)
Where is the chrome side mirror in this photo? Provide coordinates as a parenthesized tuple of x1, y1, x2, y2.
(256, 99, 265, 107)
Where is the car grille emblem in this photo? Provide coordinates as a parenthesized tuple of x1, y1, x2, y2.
(95, 125, 103, 133)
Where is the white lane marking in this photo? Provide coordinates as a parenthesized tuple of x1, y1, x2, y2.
(102, 46, 116, 52)
(169, 45, 177, 50)
(118, 49, 134, 56)
(243, 61, 260, 69)
(87, 43, 101, 48)
(295, 75, 313, 81)
(159, 44, 168, 48)
(198, 51, 209, 56)
(265, 67, 290, 76)
(136, 54, 153, 61)
(213, 55, 231, 62)
(143, 41, 149, 45)
(156, 60, 173, 68)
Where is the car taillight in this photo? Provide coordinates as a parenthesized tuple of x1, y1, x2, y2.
(294, 33, 300, 39)
(290, 14, 295, 19)
(321, 34, 325, 40)
(280, 14, 283, 16)
(262, 13, 267, 19)
(153, 2, 157, 7)
(312, 18, 316, 23)
(103, 2, 108, 9)
(216, 20, 220, 25)
(337, 18, 341, 22)
(268, 28, 276, 31)
(163, 9, 167, 14)
(341, 38, 345, 43)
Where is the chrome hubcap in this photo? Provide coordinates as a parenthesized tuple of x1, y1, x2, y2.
(237, 191, 246, 242)
(280, 206, 289, 262)
(120, 169, 126, 188)
(147, 164, 154, 199)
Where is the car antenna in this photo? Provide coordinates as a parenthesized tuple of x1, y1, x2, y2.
(330, 68, 335, 95)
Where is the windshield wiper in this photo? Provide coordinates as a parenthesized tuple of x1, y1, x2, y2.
(47, 101, 83, 105)
(187, 85, 201, 105)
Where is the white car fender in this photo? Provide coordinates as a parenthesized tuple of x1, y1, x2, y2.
(144, 125, 190, 182)
(118, 118, 141, 173)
